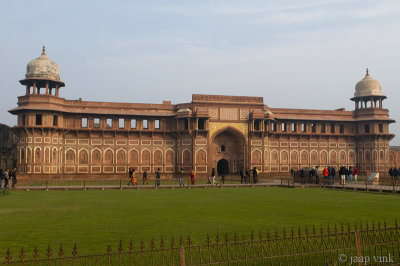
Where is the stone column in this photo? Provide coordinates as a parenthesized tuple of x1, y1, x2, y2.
(46, 82, 49, 95)
(26, 85, 30, 95)
(33, 82, 37, 94)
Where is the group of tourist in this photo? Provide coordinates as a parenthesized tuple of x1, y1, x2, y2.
(128, 167, 149, 186)
(126, 166, 261, 187)
(239, 167, 259, 184)
(0, 168, 17, 189)
(388, 167, 400, 180)
(295, 166, 359, 185)
(127, 167, 196, 187)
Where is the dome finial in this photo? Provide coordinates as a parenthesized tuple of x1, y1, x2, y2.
(42, 45, 46, 55)
(366, 68, 369, 76)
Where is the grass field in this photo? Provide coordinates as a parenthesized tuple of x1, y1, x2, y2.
(1, 187, 399, 256)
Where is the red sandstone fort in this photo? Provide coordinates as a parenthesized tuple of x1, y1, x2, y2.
(8, 47, 400, 179)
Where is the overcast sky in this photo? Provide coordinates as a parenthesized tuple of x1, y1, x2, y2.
(1, 0, 400, 143)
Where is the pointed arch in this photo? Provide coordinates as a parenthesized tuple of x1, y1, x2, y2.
(339, 150, 346, 164)
(141, 148, 151, 164)
(280, 150, 288, 164)
(320, 150, 328, 164)
(52, 147, 58, 164)
(20, 147, 25, 164)
(104, 148, 114, 164)
(310, 150, 318, 164)
(27, 146, 32, 164)
(153, 149, 163, 164)
(329, 150, 337, 164)
(264, 150, 269, 164)
(116, 148, 127, 164)
(182, 148, 192, 165)
(65, 148, 76, 165)
(129, 148, 139, 165)
(165, 149, 174, 164)
(78, 148, 89, 164)
(348, 151, 355, 164)
(290, 150, 298, 164)
(379, 150, 384, 164)
(358, 150, 363, 164)
(44, 147, 50, 164)
(195, 148, 207, 164)
(34, 146, 42, 164)
(300, 150, 308, 164)
(365, 150, 371, 163)
(91, 148, 101, 164)
(251, 149, 262, 164)
(271, 149, 279, 164)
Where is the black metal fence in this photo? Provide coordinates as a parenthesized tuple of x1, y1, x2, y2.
(3, 221, 400, 265)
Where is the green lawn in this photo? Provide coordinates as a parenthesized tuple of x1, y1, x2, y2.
(0, 187, 399, 256)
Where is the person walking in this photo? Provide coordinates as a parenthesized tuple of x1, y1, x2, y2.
(190, 169, 196, 185)
(211, 168, 217, 185)
(252, 167, 259, 184)
(142, 170, 148, 185)
(220, 174, 225, 184)
(315, 166, 319, 184)
(323, 167, 329, 185)
(130, 168, 137, 186)
(353, 167, 358, 183)
(300, 168, 305, 184)
(155, 168, 161, 186)
(310, 167, 315, 184)
(127, 167, 134, 186)
(331, 167, 336, 185)
(178, 168, 184, 187)
(348, 167, 353, 184)
(0, 169, 3, 189)
(245, 169, 251, 184)
(240, 168, 245, 184)
(11, 168, 17, 189)
(4, 169, 9, 189)
(339, 166, 346, 185)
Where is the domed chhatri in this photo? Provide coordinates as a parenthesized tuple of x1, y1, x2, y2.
(354, 69, 383, 98)
(25, 46, 61, 81)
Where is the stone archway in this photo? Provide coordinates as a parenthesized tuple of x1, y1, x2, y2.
(211, 127, 245, 174)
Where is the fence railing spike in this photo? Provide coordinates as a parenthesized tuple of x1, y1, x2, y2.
(46, 244, 52, 259)
(118, 240, 123, 253)
(19, 246, 25, 262)
(5, 247, 11, 263)
(72, 242, 78, 257)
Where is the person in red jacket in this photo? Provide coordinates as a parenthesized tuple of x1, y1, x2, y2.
(353, 167, 359, 183)
(323, 167, 329, 185)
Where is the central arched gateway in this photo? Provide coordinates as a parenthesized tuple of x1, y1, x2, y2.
(211, 127, 246, 174)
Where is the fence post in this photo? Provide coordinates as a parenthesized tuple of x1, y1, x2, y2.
(180, 245, 186, 266)
(46, 180, 48, 190)
(354, 230, 362, 266)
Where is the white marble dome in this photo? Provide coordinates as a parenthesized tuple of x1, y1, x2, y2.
(25, 47, 60, 81)
(354, 69, 383, 98)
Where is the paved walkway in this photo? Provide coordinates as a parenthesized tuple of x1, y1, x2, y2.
(7, 178, 400, 193)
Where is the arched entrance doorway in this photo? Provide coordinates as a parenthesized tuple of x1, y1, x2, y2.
(211, 127, 245, 174)
(217, 158, 229, 176)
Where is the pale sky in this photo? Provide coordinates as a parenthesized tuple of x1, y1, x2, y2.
(1, 0, 400, 143)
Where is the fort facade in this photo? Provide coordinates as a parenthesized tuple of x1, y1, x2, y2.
(9, 48, 400, 178)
